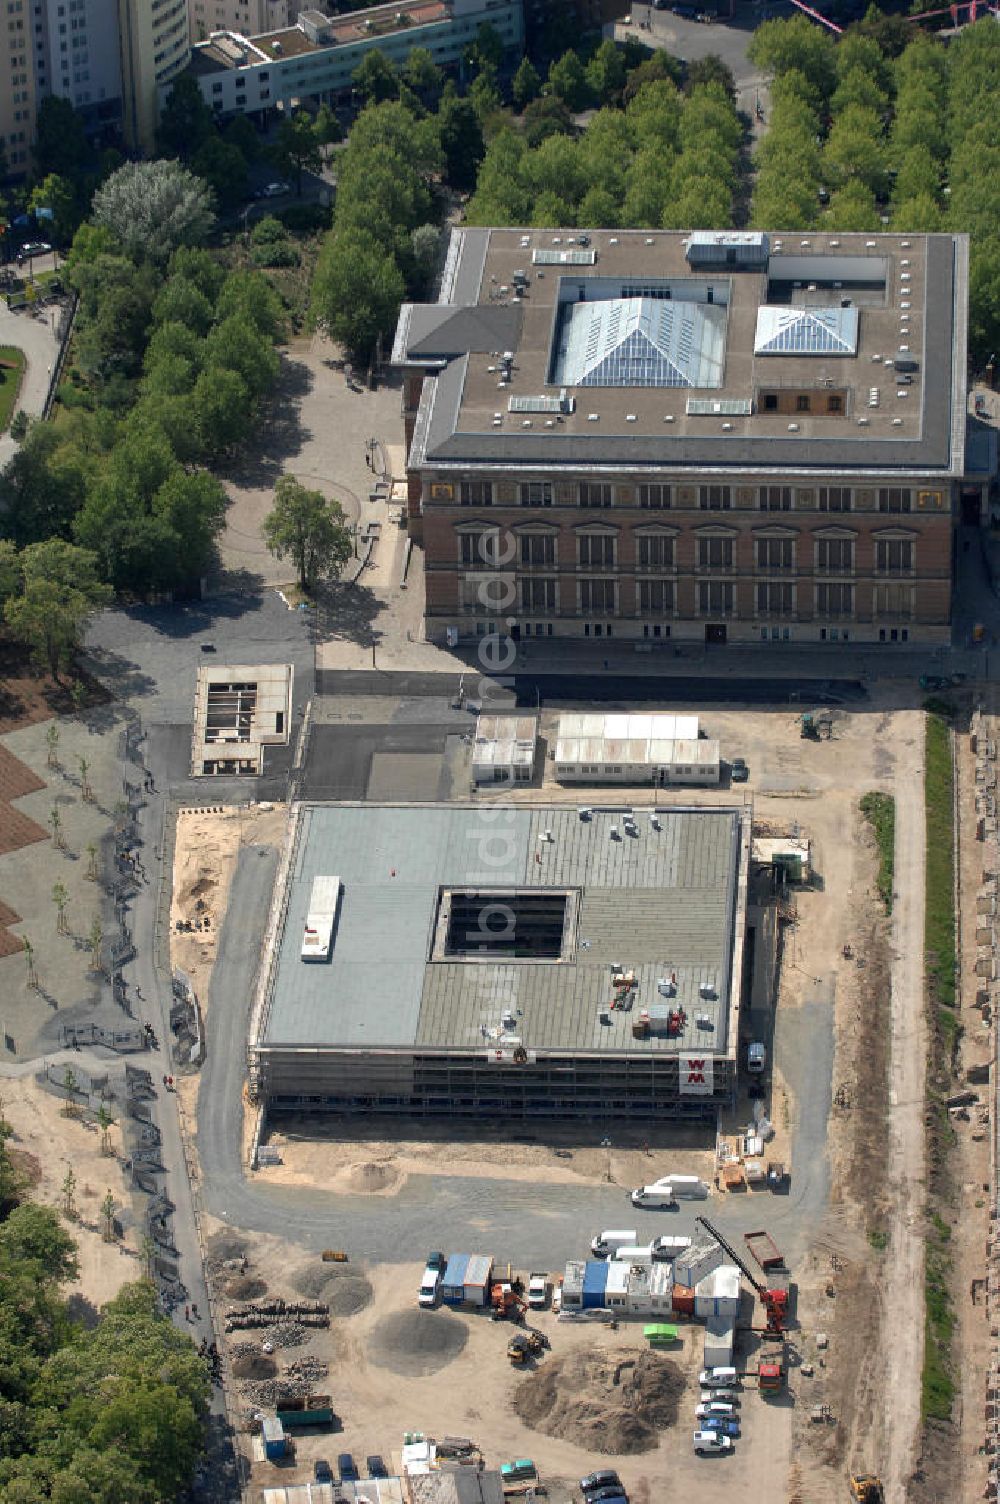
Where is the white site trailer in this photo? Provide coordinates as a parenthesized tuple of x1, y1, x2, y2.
(553, 713, 720, 787)
(300, 875, 342, 962)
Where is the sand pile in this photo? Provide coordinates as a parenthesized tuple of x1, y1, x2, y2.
(347, 1161, 399, 1193)
(513, 1349, 684, 1454)
(290, 1262, 374, 1317)
(368, 1311, 468, 1377)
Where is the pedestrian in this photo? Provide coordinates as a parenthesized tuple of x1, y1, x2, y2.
(184, 1305, 190, 1322)
(162, 1074, 168, 1087)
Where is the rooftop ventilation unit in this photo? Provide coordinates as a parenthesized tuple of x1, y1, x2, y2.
(892, 417, 903, 426)
(686, 398, 752, 416)
(722, 422, 732, 431)
(858, 416, 870, 426)
(508, 391, 574, 415)
(532, 248, 598, 266)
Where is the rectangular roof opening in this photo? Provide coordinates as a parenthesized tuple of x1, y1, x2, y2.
(432, 887, 578, 962)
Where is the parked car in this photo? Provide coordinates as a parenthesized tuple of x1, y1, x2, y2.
(367, 1456, 389, 1478)
(580, 1472, 622, 1496)
(693, 1430, 733, 1455)
(730, 757, 749, 783)
(500, 1460, 537, 1482)
(702, 1417, 740, 1438)
(695, 1401, 735, 1418)
(672, 3, 697, 14)
(699, 1367, 739, 1388)
(700, 1388, 741, 1404)
(418, 1265, 442, 1307)
(16, 240, 52, 261)
(338, 1454, 359, 1482)
(255, 180, 291, 199)
(314, 1460, 333, 1483)
(587, 1488, 628, 1504)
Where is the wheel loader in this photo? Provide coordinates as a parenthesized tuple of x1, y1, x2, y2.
(849, 1474, 884, 1504)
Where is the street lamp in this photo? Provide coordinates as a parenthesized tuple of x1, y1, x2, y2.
(600, 1136, 612, 1182)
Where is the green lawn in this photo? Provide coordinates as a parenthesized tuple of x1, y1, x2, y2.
(859, 791, 895, 913)
(0, 346, 26, 434)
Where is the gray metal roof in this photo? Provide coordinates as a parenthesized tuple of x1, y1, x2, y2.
(264, 804, 744, 1056)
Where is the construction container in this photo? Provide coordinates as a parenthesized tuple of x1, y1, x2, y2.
(262, 1417, 286, 1461)
(694, 1264, 742, 1320)
(582, 1261, 610, 1310)
(562, 1260, 585, 1309)
(674, 1234, 725, 1290)
(463, 1254, 493, 1306)
(672, 1284, 696, 1316)
(604, 1261, 629, 1310)
(442, 1254, 470, 1305)
(703, 1315, 735, 1370)
(614, 1245, 654, 1266)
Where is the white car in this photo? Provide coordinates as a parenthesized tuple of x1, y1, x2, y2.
(699, 1367, 739, 1388)
(700, 1388, 740, 1404)
(527, 1273, 549, 1310)
(695, 1401, 735, 1418)
(418, 1266, 441, 1307)
(693, 1431, 733, 1456)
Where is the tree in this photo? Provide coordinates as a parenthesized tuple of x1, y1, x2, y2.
(586, 40, 627, 106)
(48, 803, 64, 850)
(410, 223, 441, 292)
(547, 50, 592, 112)
(513, 56, 542, 111)
(312, 102, 343, 151)
(686, 54, 736, 101)
(0, 1112, 26, 1216)
(34, 96, 89, 179)
(52, 882, 69, 933)
(77, 754, 92, 802)
(91, 162, 215, 264)
(29, 173, 79, 246)
(352, 51, 400, 103)
(262, 475, 352, 592)
(45, 723, 60, 769)
(152, 275, 214, 337)
(438, 96, 485, 192)
(522, 94, 575, 149)
(191, 134, 249, 213)
(270, 110, 323, 196)
(87, 917, 103, 974)
(311, 229, 405, 361)
(96, 1103, 115, 1157)
(100, 1189, 116, 1242)
(0, 423, 91, 548)
(192, 366, 253, 458)
(402, 47, 443, 106)
(214, 268, 285, 340)
(5, 545, 110, 678)
(0, 1202, 79, 1282)
(157, 74, 214, 161)
(0, 539, 19, 607)
(204, 314, 279, 399)
(61, 1066, 78, 1115)
(747, 15, 837, 103)
(86, 841, 99, 881)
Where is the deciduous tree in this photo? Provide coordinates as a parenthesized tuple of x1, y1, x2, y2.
(91, 161, 215, 264)
(262, 475, 352, 591)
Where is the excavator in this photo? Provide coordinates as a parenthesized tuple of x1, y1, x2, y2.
(695, 1216, 790, 1337)
(491, 1280, 528, 1322)
(848, 1476, 884, 1504)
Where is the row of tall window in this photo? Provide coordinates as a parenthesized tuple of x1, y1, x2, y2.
(457, 481, 918, 513)
(460, 578, 914, 620)
(459, 532, 914, 574)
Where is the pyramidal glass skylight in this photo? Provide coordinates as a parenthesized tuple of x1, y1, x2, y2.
(553, 297, 727, 389)
(754, 306, 859, 357)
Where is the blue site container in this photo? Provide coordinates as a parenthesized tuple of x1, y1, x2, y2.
(262, 1416, 286, 1461)
(442, 1254, 470, 1305)
(582, 1260, 610, 1310)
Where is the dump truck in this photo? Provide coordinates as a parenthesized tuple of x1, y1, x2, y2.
(275, 1394, 334, 1427)
(744, 1229, 783, 1271)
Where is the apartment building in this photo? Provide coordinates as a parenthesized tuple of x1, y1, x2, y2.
(119, 0, 190, 147)
(177, 0, 523, 120)
(1, 0, 36, 175)
(31, 0, 122, 129)
(188, 0, 288, 47)
(392, 228, 976, 648)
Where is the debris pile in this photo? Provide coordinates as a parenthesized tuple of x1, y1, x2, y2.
(513, 1348, 684, 1454)
(223, 1298, 329, 1332)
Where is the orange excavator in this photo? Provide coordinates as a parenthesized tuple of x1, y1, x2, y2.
(491, 1281, 527, 1321)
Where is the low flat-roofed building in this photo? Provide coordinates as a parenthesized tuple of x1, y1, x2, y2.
(393, 227, 979, 648)
(472, 712, 538, 784)
(172, 0, 523, 118)
(248, 801, 751, 1120)
(553, 711, 720, 786)
(191, 662, 293, 777)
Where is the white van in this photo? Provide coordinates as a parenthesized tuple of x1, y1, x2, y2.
(651, 1235, 692, 1259)
(654, 1174, 709, 1200)
(631, 1185, 676, 1208)
(698, 1366, 739, 1388)
(418, 1266, 441, 1307)
(591, 1229, 638, 1257)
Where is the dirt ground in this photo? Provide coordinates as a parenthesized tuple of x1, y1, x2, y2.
(177, 700, 934, 1503)
(208, 1228, 791, 1504)
(259, 1119, 718, 1198)
(1, 1073, 141, 1313)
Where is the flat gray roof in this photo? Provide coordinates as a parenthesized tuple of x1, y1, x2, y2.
(396, 227, 969, 478)
(263, 804, 745, 1056)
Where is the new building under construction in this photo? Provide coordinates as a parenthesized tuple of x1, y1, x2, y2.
(248, 802, 751, 1121)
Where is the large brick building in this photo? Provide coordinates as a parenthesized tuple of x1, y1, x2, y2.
(392, 228, 978, 648)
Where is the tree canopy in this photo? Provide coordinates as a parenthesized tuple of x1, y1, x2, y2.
(91, 161, 215, 264)
(262, 475, 353, 591)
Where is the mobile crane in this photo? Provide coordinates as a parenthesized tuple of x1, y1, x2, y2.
(695, 1215, 790, 1338)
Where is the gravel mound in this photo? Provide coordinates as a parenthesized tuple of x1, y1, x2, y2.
(367, 1310, 468, 1376)
(513, 1349, 684, 1455)
(206, 1233, 248, 1269)
(347, 1161, 399, 1193)
(290, 1264, 373, 1317)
